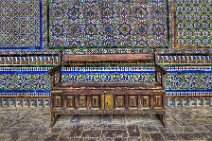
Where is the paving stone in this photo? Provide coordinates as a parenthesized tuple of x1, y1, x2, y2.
(106, 124, 126, 131)
(127, 125, 140, 137)
(141, 126, 160, 133)
(7, 128, 22, 141)
(0, 133, 12, 141)
(141, 133, 151, 141)
(82, 130, 101, 137)
(128, 137, 142, 141)
(101, 115, 113, 123)
(112, 115, 125, 124)
(205, 124, 212, 132)
(83, 138, 99, 141)
(36, 127, 48, 134)
(126, 115, 141, 124)
(51, 127, 62, 134)
(88, 116, 102, 124)
(176, 133, 204, 140)
(114, 138, 128, 141)
(200, 132, 212, 139)
(166, 120, 179, 127)
(71, 115, 81, 123)
(69, 125, 84, 137)
(159, 127, 177, 140)
(1, 107, 212, 141)
(58, 136, 70, 141)
(101, 138, 115, 141)
(44, 134, 58, 141)
(102, 130, 128, 138)
(17, 134, 46, 141)
(149, 133, 164, 141)
(70, 138, 83, 141)
(171, 126, 195, 133)
(193, 126, 209, 132)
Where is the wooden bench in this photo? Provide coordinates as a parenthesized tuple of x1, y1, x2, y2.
(48, 51, 167, 127)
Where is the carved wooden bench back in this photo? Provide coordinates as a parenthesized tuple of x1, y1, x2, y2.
(59, 52, 155, 66)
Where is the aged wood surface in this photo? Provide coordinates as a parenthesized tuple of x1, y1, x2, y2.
(62, 53, 154, 63)
(48, 52, 167, 127)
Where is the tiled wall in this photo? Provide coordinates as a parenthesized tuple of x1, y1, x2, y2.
(0, 0, 211, 107)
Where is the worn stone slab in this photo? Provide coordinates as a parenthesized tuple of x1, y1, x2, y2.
(159, 127, 177, 140)
(149, 133, 164, 141)
(82, 130, 102, 137)
(69, 125, 84, 137)
(176, 133, 204, 140)
(127, 125, 140, 137)
(102, 130, 128, 138)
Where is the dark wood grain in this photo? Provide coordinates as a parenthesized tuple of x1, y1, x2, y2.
(48, 51, 167, 127)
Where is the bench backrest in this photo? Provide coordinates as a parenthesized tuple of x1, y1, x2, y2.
(59, 52, 155, 66)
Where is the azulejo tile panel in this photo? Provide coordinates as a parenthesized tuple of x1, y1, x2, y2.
(0, 0, 42, 49)
(173, 0, 212, 48)
(49, 0, 168, 48)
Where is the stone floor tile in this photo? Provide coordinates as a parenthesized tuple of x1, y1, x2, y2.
(0, 133, 12, 141)
(83, 138, 99, 141)
(1, 107, 212, 141)
(193, 125, 209, 132)
(127, 125, 140, 137)
(175, 132, 204, 140)
(159, 127, 177, 140)
(36, 127, 48, 134)
(101, 115, 113, 123)
(106, 124, 126, 131)
(88, 116, 102, 124)
(204, 124, 212, 132)
(112, 115, 125, 124)
(128, 137, 142, 141)
(166, 120, 179, 127)
(17, 134, 47, 141)
(200, 132, 212, 139)
(114, 138, 128, 141)
(149, 133, 164, 141)
(50, 127, 62, 134)
(69, 125, 84, 137)
(140, 133, 151, 141)
(70, 138, 83, 141)
(82, 130, 102, 137)
(140, 126, 160, 133)
(102, 130, 128, 138)
(125, 115, 142, 125)
(70, 115, 81, 123)
(44, 134, 59, 141)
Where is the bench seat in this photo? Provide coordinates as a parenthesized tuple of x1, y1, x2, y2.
(48, 52, 167, 127)
(55, 82, 162, 89)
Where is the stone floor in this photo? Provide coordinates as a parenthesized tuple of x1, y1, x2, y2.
(0, 107, 212, 141)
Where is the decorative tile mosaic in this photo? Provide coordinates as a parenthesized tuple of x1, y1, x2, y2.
(49, 0, 168, 48)
(0, 1, 211, 107)
(0, 0, 43, 49)
(173, 0, 212, 48)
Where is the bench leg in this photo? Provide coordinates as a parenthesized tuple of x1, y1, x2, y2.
(157, 112, 167, 127)
(49, 112, 57, 128)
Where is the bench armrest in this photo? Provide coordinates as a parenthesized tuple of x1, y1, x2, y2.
(155, 64, 166, 75)
(48, 65, 61, 75)
(155, 64, 166, 89)
(48, 65, 62, 88)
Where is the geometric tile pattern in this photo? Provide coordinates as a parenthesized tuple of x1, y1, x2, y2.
(49, 0, 168, 48)
(0, 74, 50, 90)
(0, 0, 42, 49)
(174, 0, 212, 48)
(166, 73, 212, 90)
(62, 73, 155, 83)
(1, 97, 212, 107)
